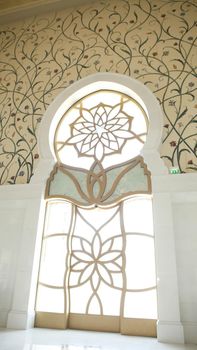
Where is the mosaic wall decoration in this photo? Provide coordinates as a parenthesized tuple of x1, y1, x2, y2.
(0, 0, 196, 184)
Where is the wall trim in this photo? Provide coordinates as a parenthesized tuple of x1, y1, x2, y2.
(0, 173, 196, 201)
(0, 0, 97, 25)
(152, 173, 197, 194)
(182, 322, 197, 344)
(7, 310, 35, 330)
(0, 309, 9, 328)
(0, 183, 44, 200)
(157, 321, 184, 344)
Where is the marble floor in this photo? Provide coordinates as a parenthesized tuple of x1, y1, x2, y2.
(0, 328, 197, 350)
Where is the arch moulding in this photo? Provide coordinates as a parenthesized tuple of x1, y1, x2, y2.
(33, 72, 167, 184)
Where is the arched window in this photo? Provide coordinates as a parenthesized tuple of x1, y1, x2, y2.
(35, 79, 157, 336)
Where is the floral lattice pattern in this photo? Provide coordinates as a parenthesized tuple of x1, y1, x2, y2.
(68, 101, 133, 160)
(55, 90, 148, 165)
(47, 157, 151, 206)
(69, 206, 123, 314)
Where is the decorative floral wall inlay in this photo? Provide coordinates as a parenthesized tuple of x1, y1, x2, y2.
(0, 0, 196, 184)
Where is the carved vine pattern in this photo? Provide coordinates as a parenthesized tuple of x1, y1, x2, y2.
(0, 0, 196, 184)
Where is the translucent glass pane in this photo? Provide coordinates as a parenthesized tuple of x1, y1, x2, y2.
(39, 236, 67, 287)
(73, 212, 95, 241)
(123, 197, 153, 234)
(36, 285, 64, 312)
(44, 201, 72, 235)
(74, 207, 122, 250)
(124, 289, 157, 319)
(88, 296, 102, 315)
(49, 170, 89, 205)
(55, 90, 148, 169)
(99, 211, 121, 241)
(125, 234, 156, 290)
(108, 164, 148, 202)
(68, 205, 124, 317)
(99, 282, 122, 316)
(69, 284, 92, 314)
(107, 236, 122, 251)
(57, 145, 92, 170)
(77, 207, 118, 230)
(131, 108, 147, 135)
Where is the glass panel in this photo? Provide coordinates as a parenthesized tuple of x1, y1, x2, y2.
(39, 236, 67, 287)
(123, 197, 153, 234)
(99, 210, 121, 241)
(57, 145, 92, 170)
(124, 289, 157, 319)
(55, 90, 148, 169)
(44, 201, 72, 235)
(36, 285, 64, 313)
(37, 86, 155, 331)
(69, 205, 123, 316)
(72, 211, 95, 241)
(49, 169, 89, 205)
(107, 163, 148, 202)
(69, 283, 93, 314)
(77, 206, 118, 230)
(125, 234, 156, 290)
(99, 283, 122, 316)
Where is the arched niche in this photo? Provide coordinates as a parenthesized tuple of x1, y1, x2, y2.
(7, 73, 184, 344)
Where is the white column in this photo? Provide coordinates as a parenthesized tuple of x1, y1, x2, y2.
(152, 189, 184, 343)
(7, 187, 44, 329)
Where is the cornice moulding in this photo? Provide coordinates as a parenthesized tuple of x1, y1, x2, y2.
(0, 0, 94, 25)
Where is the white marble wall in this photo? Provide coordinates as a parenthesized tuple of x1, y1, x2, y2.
(0, 184, 44, 329)
(173, 198, 197, 344)
(0, 202, 24, 326)
(0, 175, 197, 343)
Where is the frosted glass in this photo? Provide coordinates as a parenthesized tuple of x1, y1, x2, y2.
(125, 235, 156, 290)
(44, 201, 72, 235)
(108, 164, 148, 202)
(70, 283, 92, 313)
(88, 296, 102, 315)
(124, 289, 157, 319)
(72, 213, 95, 241)
(77, 207, 118, 230)
(49, 169, 88, 204)
(36, 285, 64, 312)
(39, 236, 67, 287)
(99, 282, 122, 316)
(123, 198, 153, 234)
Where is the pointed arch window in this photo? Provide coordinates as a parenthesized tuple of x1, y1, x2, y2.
(35, 88, 157, 336)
